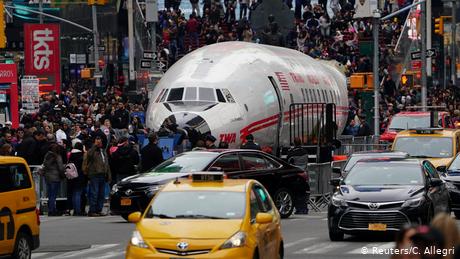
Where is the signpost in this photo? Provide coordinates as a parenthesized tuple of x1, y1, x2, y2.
(411, 49, 437, 60)
(21, 76, 40, 114)
(143, 51, 156, 60)
(141, 60, 152, 69)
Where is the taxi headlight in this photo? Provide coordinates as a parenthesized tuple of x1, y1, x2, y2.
(331, 196, 347, 207)
(402, 197, 423, 208)
(220, 231, 247, 249)
(130, 230, 149, 249)
(111, 184, 118, 195)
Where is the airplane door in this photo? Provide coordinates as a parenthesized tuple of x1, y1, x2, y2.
(268, 77, 284, 156)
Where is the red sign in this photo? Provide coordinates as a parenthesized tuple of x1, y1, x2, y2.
(411, 60, 422, 70)
(0, 64, 19, 128)
(0, 64, 17, 83)
(24, 23, 61, 94)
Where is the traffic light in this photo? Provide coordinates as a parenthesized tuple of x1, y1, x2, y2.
(434, 17, 444, 36)
(88, 0, 107, 5)
(0, 1, 6, 49)
(401, 74, 414, 87)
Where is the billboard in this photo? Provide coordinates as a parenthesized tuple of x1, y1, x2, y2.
(21, 77, 40, 114)
(24, 23, 61, 94)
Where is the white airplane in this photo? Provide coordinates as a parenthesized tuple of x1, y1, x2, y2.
(146, 42, 348, 151)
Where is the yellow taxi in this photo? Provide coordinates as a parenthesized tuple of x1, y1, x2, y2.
(392, 128, 460, 168)
(0, 156, 40, 259)
(125, 172, 284, 259)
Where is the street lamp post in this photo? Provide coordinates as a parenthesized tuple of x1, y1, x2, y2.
(373, 9, 381, 137)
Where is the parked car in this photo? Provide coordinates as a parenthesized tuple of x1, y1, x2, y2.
(332, 151, 409, 177)
(110, 150, 309, 219)
(328, 158, 450, 241)
(439, 153, 460, 218)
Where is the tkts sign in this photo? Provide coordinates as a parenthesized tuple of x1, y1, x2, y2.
(24, 24, 61, 94)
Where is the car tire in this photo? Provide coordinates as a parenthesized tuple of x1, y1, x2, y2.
(274, 188, 294, 219)
(13, 232, 32, 259)
(121, 213, 130, 221)
(328, 226, 344, 241)
(454, 211, 460, 219)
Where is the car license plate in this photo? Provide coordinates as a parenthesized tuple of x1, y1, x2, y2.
(368, 223, 387, 231)
(121, 198, 131, 206)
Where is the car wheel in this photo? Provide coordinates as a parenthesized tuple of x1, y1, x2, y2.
(328, 226, 344, 241)
(13, 232, 32, 259)
(121, 213, 130, 221)
(454, 211, 460, 219)
(274, 188, 294, 218)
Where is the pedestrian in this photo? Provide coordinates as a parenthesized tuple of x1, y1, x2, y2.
(0, 143, 13, 156)
(357, 115, 371, 136)
(82, 136, 111, 217)
(141, 133, 164, 172)
(111, 136, 139, 183)
(17, 129, 46, 166)
(43, 143, 65, 216)
(431, 213, 459, 259)
(218, 141, 229, 148)
(205, 135, 217, 149)
(240, 134, 261, 150)
(67, 142, 86, 216)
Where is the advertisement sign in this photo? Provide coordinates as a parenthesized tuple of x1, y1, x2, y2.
(21, 77, 40, 114)
(24, 23, 61, 94)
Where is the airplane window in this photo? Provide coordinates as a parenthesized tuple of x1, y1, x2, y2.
(316, 89, 321, 102)
(167, 88, 184, 101)
(330, 91, 335, 103)
(184, 87, 197, 101)
(155, 89, 165, 103)
(322, 90, 327, 103)
(301, 89, 306, 102)
(199, 88, 216, 102)
(216, 89, 226, 103)
(222, 89, 235, 103)
(160, 89, 169, 102)
(308, 89, 314, 102)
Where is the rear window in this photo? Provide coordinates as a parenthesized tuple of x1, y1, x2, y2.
(0, 164, 31, 193)
(344, 162, 423, 186)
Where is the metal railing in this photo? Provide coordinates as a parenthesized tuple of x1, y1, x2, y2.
(334, 135, 391, 156)
(30, 165, 68, 212)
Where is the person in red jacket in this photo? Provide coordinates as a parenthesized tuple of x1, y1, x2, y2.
(186, 14, 200, 50)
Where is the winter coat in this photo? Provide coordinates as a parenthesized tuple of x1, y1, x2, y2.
(43, 151, 65, 183)
(141, 143, 164, 172)
(111, 144, 140, 176)
(82, 146, 111, 180)
(68, 149, 86, 188)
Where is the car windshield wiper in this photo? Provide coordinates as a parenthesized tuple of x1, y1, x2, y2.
(152, 213, 175, 219)
(174, 214, 227, 219)
(410, 155, 431, 158)
(389, 128, 406, 131)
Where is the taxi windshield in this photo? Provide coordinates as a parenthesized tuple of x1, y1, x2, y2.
(148, 152, 217, 174)
(393, 137, 452, 158)
(388, 115, 430, 130)
(146, 191, 245, 219)
(344, 162, 424, 186)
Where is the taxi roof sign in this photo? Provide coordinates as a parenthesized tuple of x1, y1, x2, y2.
(408, 128, 443, 134)
(192, 172, 225, 182)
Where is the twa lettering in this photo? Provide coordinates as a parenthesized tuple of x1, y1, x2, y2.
(219, 133, 236, 143)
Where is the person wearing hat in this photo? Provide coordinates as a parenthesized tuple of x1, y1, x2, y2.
(110, 136, 139, 183)
(357, 114, 371, 136)
(205, 134, 217, 149)
(240, 134, 261, 150)
(82, 136, 111, 217)
(140, 133, 164, 172)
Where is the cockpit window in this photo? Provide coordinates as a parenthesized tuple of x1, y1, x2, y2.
(216, 89, 226, 103)
(184, 87, 197, 101)
(222, 89, 235, 103)
(167, 88, 184, 101)
(199, 88, 215, 102)
(160, 89, 169, 102)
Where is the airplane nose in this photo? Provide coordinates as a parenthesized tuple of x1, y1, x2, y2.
(162, 112, 211, 138)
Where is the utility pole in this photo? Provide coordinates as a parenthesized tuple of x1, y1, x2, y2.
(427, 0, 432, 77)
(146, 0, 158, 71)
(373, 9, 381, 137)
(127, 0, 135, 89)
(421, 0, 427, 111)
(39, 0, 43, 24)
(452, 0, 457, 83)
(92, 4, 100, 88)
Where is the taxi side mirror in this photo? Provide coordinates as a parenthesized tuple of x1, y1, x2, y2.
(128, 212, 142, 223)
(255, 213, 273, 224)
(437, 166, 447, 173)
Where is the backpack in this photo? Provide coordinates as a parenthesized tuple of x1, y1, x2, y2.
(65, 163, 79, 180)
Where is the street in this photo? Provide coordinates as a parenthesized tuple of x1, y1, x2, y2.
(32, 211, 402, 259)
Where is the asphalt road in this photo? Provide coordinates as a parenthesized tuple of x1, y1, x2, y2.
(31, 210, 406, 259)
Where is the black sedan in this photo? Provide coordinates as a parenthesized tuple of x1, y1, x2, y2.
(439, 153, 460, 218)
(110, 149, 309, 219)
(328, 158, 450, 241)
